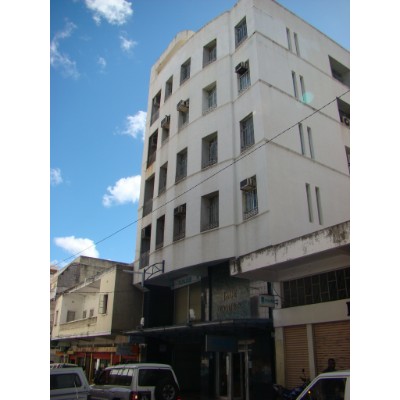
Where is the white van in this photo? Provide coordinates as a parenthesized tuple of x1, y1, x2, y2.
(296, 370, 350, 400)
(90, 363, 180, 400)
(50, 367, 91, 399)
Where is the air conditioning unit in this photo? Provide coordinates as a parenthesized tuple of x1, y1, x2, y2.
(174, 205, 186, 215)
(235, 61, 248, 74)
(240, 177, 256, 191)
(161, 115, 170, 128)
(177, 99, 189, 112)
(341, 115, 350, 126)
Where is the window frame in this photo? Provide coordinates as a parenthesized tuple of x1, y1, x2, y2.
(235, 17, 248, 48)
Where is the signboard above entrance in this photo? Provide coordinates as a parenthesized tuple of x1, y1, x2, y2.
(172, 275, 201, 290)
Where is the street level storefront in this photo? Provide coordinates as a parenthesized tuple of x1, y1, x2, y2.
(127, 262, 277, 400)
(51, 339, 140, 382)
(127, 320, 275, 400)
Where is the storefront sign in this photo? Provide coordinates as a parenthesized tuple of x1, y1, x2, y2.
(172, 275, 201, 290)
(206, 335, 238, 352)
(116, 344, 134, 356)
(259, 294, 276, 308)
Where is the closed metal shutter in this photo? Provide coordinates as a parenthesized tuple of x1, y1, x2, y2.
(314, 320, 350, 374)
(284, 325, 309, 388)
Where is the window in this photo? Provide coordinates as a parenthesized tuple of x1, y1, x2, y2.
(203, 82, 217, 114)
(293, 32, 300, 56)
(307, 126, 315, 159)
(299, 75, 306, 102)
(173, 204, 186, 241)
(337, 98, 350, 127)
(155, 215, 165, 249)
(82, 310, 87, 319)
(54, 310, 58, 326)
(66, 311, 75, 322)
(235, 17, 248, 47)
(241, 176, 258, 219)
(176, 148, 187, 182)
(298, 123, 305, 155)
(147, 130, 158, 168)
(143, 176, 155, 217)
(345, 146, 350, 171)
(286, 28, 292, 50)
(158, 162, 168, 195)
(138, 369, 175, 387)
(236, 61, 251, 93)
(89, 309, 94, 318)
(291, 71, 298, 98)
(315, 186, 323, 225)
(140, 224, 151, 269)
(305, 183, 313, 222)
(99, 294, 108, 314)
(202, 132, 218, 169)
(240, 113, 254, 151)
(203, 39, 217, 66)
(201, 191, 219, 231)
(329, 56, 350, 87)
(177, 99, 189, 130)
(282, 267, 350, 308)
(180, 58, 191, 84)
(50, 373, 82, 390)
(161, 115, 170, 142)
(150, 91, 161, 125)
(165, 76, 173, 101)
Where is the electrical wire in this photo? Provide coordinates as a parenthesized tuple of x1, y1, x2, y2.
(53, 89, 350, 267)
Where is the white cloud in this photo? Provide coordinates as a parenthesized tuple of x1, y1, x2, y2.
(50, 168, 63, 186)
(85, 0, 133, 25)
(120, 35, 137, 52)
(54, 236, 100, 258)
(97, 56, 107, 70)
(121, 111, 147, 140)
(102, 175, 141, 207)
(50, 21, 79, 79)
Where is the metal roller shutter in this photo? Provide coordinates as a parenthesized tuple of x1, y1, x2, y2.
(314, 320, 350, 374)
(284, 325, 309, 388)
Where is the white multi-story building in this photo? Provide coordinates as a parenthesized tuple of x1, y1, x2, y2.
(132, 0, 349, 398)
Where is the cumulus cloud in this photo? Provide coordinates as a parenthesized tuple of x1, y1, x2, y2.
(97, 56, 107, 71)
(121, 111, 147, 141)
(51, 168, 63, 186)
(54, 236, 100, 258)
(85, 0, 133, 25)
(102, 175, 141, 207)
(120, 35, 137, 52)
(50, 21, 79, 79)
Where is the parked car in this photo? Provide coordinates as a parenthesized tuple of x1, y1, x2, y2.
(90, 363, 180, 400)
(50, 366, 91, 399)
(50, 362, 79, 369)
(295, 370, 350, 400)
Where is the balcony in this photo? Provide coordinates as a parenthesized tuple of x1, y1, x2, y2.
(57, 317, 98, 338)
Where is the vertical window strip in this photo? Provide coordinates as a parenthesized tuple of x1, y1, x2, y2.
(299, 75, 306, 100)
(307, 127, 315, 159)
(298, 123, 305, 155)
(286, 28, 292, 51)
(306, 183, 313, 222)
(292, 71, 298, 98)
(315, 186, 323, 225)
(294, 32, 300, 56)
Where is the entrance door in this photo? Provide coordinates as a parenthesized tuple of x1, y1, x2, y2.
(216, 352, 246, 400)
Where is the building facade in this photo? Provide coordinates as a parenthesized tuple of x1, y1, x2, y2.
(132, 0, 349, 398)
(51, 258, 144, 381)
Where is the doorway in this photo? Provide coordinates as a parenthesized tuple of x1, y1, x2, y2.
(216, 351, 246, 400)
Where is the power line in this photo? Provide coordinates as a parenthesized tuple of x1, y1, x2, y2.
(54, 90, 350, 267)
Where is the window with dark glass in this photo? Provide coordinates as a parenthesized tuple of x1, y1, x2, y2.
(235, 17, 247, 47)
(240, 113, 254, 151)
(203, 39, 217, 67)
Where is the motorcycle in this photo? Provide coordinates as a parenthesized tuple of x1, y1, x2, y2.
(272, 369, 310, 400)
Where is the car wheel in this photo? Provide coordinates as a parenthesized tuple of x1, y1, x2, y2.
(154, 379, 178, 400)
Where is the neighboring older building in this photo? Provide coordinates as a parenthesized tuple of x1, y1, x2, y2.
(51, 258, 143, 381)
(131, 0, 349, 398)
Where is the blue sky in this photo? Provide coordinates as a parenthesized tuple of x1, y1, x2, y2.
(50, 0, 350, 268)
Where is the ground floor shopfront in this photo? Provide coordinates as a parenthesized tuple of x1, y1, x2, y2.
(128, 320, 276, 400)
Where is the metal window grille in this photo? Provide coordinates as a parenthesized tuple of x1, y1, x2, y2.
(240, 115, 254, 151)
